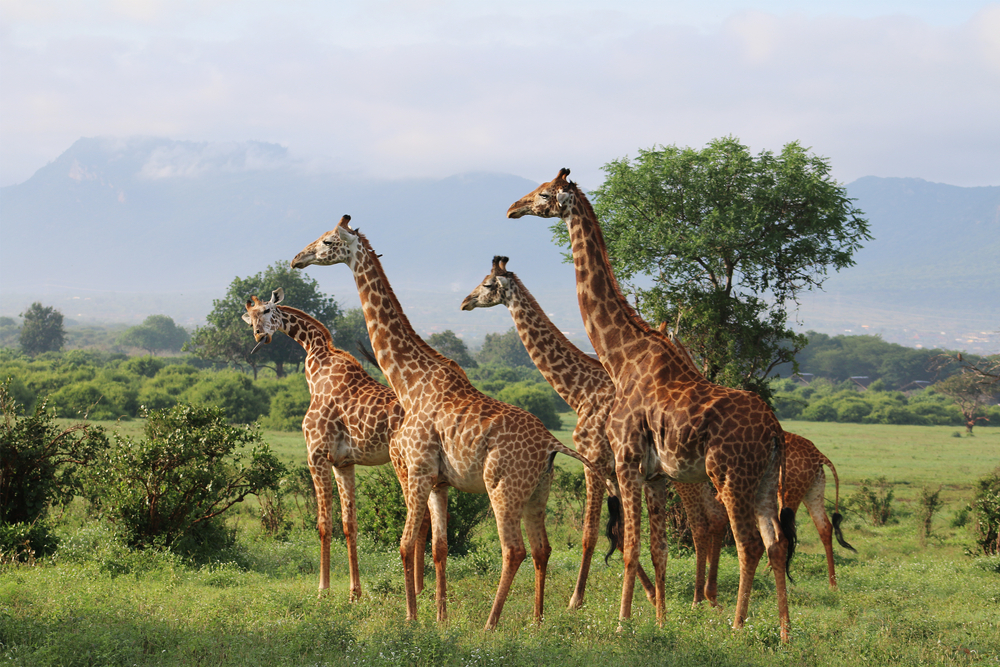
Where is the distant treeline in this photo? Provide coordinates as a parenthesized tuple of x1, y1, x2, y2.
(773, 331, 978, 388)
(0, 349, 568, 430)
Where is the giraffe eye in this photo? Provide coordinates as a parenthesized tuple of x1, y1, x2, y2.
(322, 240, 333, 246)
(540, 193, 550, 200)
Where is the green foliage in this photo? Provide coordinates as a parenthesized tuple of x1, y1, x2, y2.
(19, 302, 65, 356)
(0, 316, 19, 349)
(0, 520, 60, 562)
(183, 371, 270, 424)
(123, 356, 165, 378)
(427, 330, 478, 368)
(0, 381, 107, 558)
(83, 404, 286, 554)
(117, 315, 190, 356)
(187, 262, 341, 377)
(971, 468, 1000, 556)
(495, 381, 562, 430)
(918, 486, 944, 539)
(477, 327, 535, 369)
(566, 137, 870, 403)
(356, 465, 491, 556)
(848, 476, 896, 526)
(259, 373, 311, 432)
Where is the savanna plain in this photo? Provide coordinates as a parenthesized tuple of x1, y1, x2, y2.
(2, 418, 999, 666)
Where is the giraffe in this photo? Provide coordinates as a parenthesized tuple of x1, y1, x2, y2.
(507, 169, 797, 642)
(460, 255, 658, 609)
(291, 216, 606, 630)
(242, 288, 430, 600)
(653, 325, 856, 600)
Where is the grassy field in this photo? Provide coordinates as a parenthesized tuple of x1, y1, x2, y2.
(3, 419, 999, 665)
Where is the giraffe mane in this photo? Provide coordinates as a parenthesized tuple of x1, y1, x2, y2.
(564, 179, 702, 368)
(276, 304, 367, 370)
(506, 272, 605, 373)
(354, 230, 469, 380)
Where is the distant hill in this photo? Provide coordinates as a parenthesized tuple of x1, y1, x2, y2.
(1, 138, 998, 352)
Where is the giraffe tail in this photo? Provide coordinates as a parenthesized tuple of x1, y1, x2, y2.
(820, 454, 857, 553)
(776, 434, 797, 582)
(604, 494, 623, 565)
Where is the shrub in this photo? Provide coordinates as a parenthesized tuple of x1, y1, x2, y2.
(0, 520, 59, 563)
(918, 486, 944, 539)
(260, 374, 310, 432)
(801, 401, 838, 422)
(83, 404, 286, 555)
(356, 465, 491, 556)
(183, 371, 270, 424)
(0, 381, 107, 557)
(496, 381, 563, 430)
(971, 468, 1000, 556)
(848, 476, 895, 526)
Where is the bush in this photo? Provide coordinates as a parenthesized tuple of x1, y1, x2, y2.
(801, 401, 838, 422)
(496, 381, 563, 430)
(0, 520, 59, 563)
(356, 465, 491, 556)
(0, 380, 107, 531)
(848, 476, 896, 526)
(918, 486, 944, 539)
(83, 404, 286, 555)
(260, 374, 311, 432)
(183, 371, 270, 424)
(971, 468, 1000, 556)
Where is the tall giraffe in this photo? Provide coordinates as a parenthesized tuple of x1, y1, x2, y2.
(508, 169, 796, 642)
(461, 255, 658, 608)
(291, 216, 605, 630)
(242, 289, 429, 600)
(655, 325, 855, 600)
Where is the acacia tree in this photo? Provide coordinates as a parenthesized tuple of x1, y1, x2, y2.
(935, 372, 993, 434)
(118, 315, 189, 356)
(186, 262, 341, 378)
(558, 137, 870, 402)
(19, 303, 65, 356)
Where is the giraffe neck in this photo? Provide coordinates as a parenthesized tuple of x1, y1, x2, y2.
(504, 273, 612, 411)
(347, 231, 466, 407)
(562, 193, 697, 381)
(276, 305, 361, 381)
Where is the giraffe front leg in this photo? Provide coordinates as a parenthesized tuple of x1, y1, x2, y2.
(428, 485, 449, 623)
(333, 464, 360, 601)
(644, 478, 669, 626)
(614, 461, 644, 624)
(308, 453, 334, 596)
(484, 491, 527, 631)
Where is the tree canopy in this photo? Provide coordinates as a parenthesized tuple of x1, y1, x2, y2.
(118, 315, 189, 356)
(427, 330, 478, 368)
(477, 327, 535, 369)
(19, 303, 65, 356)
(556, 137, 870, 402)
(186, 262, 341, 378)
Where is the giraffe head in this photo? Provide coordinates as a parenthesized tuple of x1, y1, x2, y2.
(460, 255, 511, 311)
(506, 168, 578, 219)
(242, 288, 285, 350)
(291, 215, 359, 270)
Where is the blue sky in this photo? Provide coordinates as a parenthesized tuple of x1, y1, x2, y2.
(2, 0, 998, 188)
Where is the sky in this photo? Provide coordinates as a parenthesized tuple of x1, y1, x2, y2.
(1, 0, 998, 190)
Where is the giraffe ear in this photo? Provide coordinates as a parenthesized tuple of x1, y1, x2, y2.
(271, 288, 284, 305)
(242, 312, 252, 324)
(556, 191, 572, 207)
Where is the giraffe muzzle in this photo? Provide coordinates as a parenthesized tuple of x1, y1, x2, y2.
(291, 252, 315, 269)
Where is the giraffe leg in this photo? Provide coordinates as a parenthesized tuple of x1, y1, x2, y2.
(523, 466, 554, 623)
(427, 485, 449, 623)
(676, 481, 721, 608)
(308, 452, 334, 596)
(414, 506, 431, 595)
(802, 469, 837, 589)
(484, 481, 528, 631)
(398, 461, 434, 623)
(755, 455, 793, 643)
(332, 464, 361, 601)
(615, 459, 645, 623)
(568, 464, 604, 609)
(644, 478, 670, 626)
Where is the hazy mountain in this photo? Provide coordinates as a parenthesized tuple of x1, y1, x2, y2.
(1, 138, 998, 352)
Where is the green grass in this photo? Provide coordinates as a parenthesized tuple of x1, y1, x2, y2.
(6, 419, 999, 665)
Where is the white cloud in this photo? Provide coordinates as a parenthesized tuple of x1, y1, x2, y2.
(1, 2, 997, 188)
